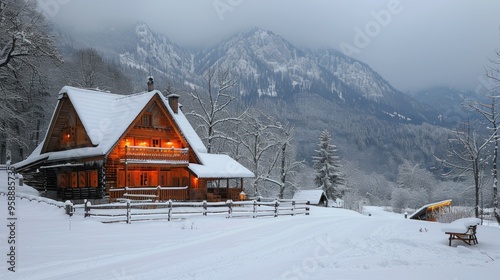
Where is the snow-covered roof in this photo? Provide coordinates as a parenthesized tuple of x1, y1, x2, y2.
(159, 93, 206, 154)
(62, 86, 155, 148)
(188, 153, 254, 178)
(15, 87, 158, 167)
(15, 86, 253, 180)
(409, 199, 452, 220)
(293, 190, 328, 205)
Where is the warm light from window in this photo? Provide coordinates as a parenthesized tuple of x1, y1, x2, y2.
(139, 141, 147, 146)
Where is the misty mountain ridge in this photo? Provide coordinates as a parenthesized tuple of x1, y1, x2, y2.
(53, 22, 473, 177)
(59, 22, 452, 126)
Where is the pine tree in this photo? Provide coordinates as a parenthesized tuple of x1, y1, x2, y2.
(312, 130, 344, 200)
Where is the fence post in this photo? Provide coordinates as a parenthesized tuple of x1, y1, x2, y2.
(157, 185, 161, 202)
(292, 200, 296, 216)
(84, 199, 91, 217)
(65, 200, 74, 216)
(227, 199, 233, 218)
(167, 199, 172, 221)
(126, 199, 131, 224)
(203, 200, 207, 216)
(253, 200, 257, 218)
(274, 200, 280, 217)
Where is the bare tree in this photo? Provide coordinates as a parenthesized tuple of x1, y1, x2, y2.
(455, 39, 500, 224)
(187, 65, 244, 153)
(239, 109, 283, 196)
(260, 125, 304, 199)
(396, 160, 437, 204)
(56, 48, 132, 94)
(0, 1, 59, 69)
(440, 119, 490, 218)
(483, 42, 500, 224)
(75, 48, 103, 89)
(0, 0, 60, 162)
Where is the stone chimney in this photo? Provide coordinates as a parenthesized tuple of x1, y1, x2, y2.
(167, 93, 180, 114)
(147, 76, 154, 92)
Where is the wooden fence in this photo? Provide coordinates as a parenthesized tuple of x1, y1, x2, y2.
(79, 199, 310, 223)
(0, 191, 67, 208)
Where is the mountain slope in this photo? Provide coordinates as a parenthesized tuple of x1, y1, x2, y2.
(119, 22, 193, 79)
(194, 28, 440, 125)
(52, 23, 456, 177)
(411, 87, 488, 124)
(56, 23, 445, 126)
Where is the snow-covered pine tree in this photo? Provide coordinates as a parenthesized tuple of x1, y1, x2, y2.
(312, 129, 344, 200)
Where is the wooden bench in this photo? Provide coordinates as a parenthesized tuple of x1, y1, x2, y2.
(445, 225, 478, 246)
(442, 218, 480, 246)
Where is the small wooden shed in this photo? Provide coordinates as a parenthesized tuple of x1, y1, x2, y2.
(293, 190, 329, 207)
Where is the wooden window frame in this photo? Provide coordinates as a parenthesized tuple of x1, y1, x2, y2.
(141, 113, 152, 127)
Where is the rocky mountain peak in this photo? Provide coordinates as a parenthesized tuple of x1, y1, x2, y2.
(80, 22, 441, 125)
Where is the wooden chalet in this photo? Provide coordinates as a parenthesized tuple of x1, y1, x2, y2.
(14, 79, 254, 201)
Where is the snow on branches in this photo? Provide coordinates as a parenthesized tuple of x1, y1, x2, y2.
(312, 129, 344, 200)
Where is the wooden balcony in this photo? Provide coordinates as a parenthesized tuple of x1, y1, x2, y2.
(123, 146, 188, 164)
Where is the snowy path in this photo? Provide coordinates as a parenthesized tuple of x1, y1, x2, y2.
(1, 175, 500, 280)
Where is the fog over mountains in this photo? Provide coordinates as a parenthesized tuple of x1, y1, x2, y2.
(55, 22, 473, 178)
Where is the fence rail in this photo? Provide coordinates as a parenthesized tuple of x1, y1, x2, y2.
(78, 199, 310, 223)
(0, 191, 67, 209)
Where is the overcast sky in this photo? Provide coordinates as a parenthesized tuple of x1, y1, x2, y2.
(38, 0, 500, 93)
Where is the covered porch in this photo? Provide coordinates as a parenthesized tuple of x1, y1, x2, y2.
(107, 178, 245, 202)
(188, 153, 254, 202)
(205, 178, 245, 202)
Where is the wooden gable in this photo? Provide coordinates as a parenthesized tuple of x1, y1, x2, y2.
(42, 94, 93, 153)
(109, 93, 201, 164)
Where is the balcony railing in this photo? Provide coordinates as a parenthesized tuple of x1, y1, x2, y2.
(109, 186, 189, 202)
(124, 146, 189, 164)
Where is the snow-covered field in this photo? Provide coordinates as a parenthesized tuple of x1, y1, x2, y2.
(1, 171, 500, 280)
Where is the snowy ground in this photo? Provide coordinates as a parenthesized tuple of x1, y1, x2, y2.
(1, 171, 500, 280)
